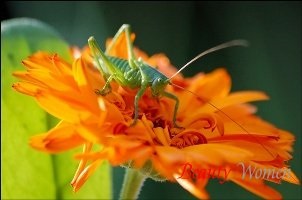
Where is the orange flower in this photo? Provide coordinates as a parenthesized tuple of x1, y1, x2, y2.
(12, 32, 299, 199)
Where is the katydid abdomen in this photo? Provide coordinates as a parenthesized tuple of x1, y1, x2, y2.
(108, 56, 169, 90)
(107, 56, 142, 88)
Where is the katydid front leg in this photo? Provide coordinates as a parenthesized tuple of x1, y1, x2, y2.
(95, 74, 116, 96)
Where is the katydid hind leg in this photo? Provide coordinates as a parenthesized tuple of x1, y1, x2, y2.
(105, 24, 137, 69)
(88, 37, 112, 81)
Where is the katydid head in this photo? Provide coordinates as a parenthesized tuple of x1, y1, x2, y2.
(151, 77, 170, 96)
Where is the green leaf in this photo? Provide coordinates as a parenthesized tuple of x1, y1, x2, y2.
(1, 18, 111, 199)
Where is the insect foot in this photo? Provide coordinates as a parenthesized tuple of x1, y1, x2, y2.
(94, 88, 111, 96)
(173, 123, 184, 129)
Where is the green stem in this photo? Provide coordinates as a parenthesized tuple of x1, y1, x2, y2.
(119, 168, 146, 200)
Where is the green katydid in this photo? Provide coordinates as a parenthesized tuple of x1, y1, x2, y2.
(88, 24, 248, 127)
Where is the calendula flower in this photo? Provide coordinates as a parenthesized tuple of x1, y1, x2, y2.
(12, 31, 299, 199)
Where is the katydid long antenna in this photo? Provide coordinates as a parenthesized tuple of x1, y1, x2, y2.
(167, 39, 278, 158)
(168, 39, 249, 81)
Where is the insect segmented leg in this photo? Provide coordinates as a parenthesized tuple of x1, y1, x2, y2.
(105, 24, 137, 69)
(88, 37, 112, 81)
(131, 84, 148, 126)
(95, 74, 116, 96)
(162, 91, 182, 128)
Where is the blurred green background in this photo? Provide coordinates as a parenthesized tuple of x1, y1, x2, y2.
(1, 1, 301, 199)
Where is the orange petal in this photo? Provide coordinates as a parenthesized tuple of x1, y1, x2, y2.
(100, 98, 126, 126)
(71, 143, 93, 186)
(201, 91, 269, 113)
(30, 121, 84, 153)
(215, 104, 257, 119)
(73, 57, 93, 92)
(231, 175, 282, 199)
(174, 174, 209, 199)
(189, 68, 231, 99)
(71, 160, 103, 192)
(182, 113, 224, 136)
(155, 146, 187, 165)
(72, 57, 100, 111)
(153, 127, 170, 146)
(75, 124, 106, 144)
(223, 115, 279, 137)
(282, 169, 300, 185)
(22, 53, 58, 71)
(12, 82, 41, 96)
(105, 32, 136, 59)
(35, 91, 92, 123)
(208, 139, 279, 161)
(131, 147, 154, 169)
(183, 144, 254, 165)
(125, 119, 154, 143)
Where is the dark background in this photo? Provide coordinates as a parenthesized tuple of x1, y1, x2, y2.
(2, 1, 301, 199)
